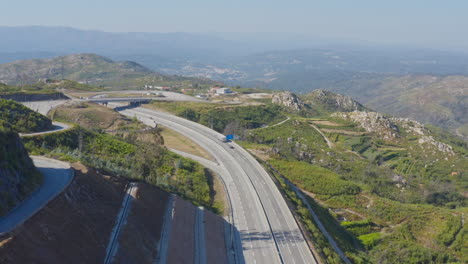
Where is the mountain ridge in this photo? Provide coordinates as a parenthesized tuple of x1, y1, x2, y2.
(0, 53, 217, 88)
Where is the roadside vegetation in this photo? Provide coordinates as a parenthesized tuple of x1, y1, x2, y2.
(158, 92, 467, 263)
(246, 113, 467, 263)
(0, 122, 43, 216)
(22, 125, 222, 213)
(23, 103, 224, 214)
(0, 79, 102, 96)
(147, 100, 286, 135)
(0, 99, 53, 133)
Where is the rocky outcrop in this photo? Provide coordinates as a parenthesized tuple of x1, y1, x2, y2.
(333, 111, 455, 154)
(332, 111, 399, 140)
(303, 89, 366, 112)
(0, 131, 42, 216)
(272, 91, 305, 111)
(390, 118, 454, 154)
(418, 136, 454, 154)
(391, 117, 426, 135)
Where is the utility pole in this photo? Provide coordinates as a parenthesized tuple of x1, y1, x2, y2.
(78, 129, 83, 157)
(60, 57, 65, 80)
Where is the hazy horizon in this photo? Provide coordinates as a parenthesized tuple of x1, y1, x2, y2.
(2, 0, 468, 52)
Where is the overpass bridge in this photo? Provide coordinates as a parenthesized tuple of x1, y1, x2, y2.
(81, 97, 154, 106)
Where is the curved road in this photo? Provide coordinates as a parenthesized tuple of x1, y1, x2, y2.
(1, 102, 73, 235)
(19, 122, 71, 137)
(115, 105, 317, 264)
(0, 157, 73, 235)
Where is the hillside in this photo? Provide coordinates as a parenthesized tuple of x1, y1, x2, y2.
(0, 54, 152, 85)
(0, 162, 229, 263)
(0, 129, 42, 216)
(0, 99, 53, 133)
(0, 54, 217, 89)
(250, 72, 468, 141)
(301, 89, 367, 113)
(357, 75, 468, 141)
(148, 91, 467, 263)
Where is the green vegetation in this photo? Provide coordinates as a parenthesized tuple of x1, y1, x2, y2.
(0, 99, 53, 133)
(358, 233, 381, 250)
(147, 97, 466, 262)
(51, 102, 147, 131)
(22, 124, 218, 212)
(149, 101, 286, 133)
(437, 215, 463, 247)
(0, 54, 217, 90)
(263, 161, 368, 263)
(0, 80, 102, 95)
(0, 129, 42, 216)
(341, 220, 377, 236)
(237, 97, 467, 263)
(269, 159, 361, 197)
(230, 86, 272, 94)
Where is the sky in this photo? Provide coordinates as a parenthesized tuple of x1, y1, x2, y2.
(1, 0, 468, 50)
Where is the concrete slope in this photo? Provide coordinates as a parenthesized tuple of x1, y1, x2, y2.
(0, 156, 73, 235)
(115, 106, 317, 264)
(21, 100, 68, 115)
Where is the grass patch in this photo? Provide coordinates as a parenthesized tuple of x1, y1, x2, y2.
(160, 126, 212, 160)
(269, 159, 361, 197)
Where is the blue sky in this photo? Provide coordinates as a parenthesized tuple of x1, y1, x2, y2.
(2, 0, 468, 49)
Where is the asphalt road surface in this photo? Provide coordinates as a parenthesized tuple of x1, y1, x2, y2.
(0, 156, 73, 235)
(115, 106, 317, 264)
(19, 122, 71, 137)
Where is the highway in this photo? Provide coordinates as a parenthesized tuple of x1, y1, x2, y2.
(0, 157, 73, 235)
(115, 106, 317, 264)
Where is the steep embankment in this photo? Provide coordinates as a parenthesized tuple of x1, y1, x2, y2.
(0, 99, 53, 133)
(0, 130, 42, 216)
(0, 163, 126, 263)
(0, 162, 230, 264)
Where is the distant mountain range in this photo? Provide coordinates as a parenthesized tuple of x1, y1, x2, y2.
(0, 26, 466, 139)
(0, 53, 152, 85)
(0, 53, 215, 88)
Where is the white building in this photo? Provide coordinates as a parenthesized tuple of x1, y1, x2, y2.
(216, 87, 232, 95)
